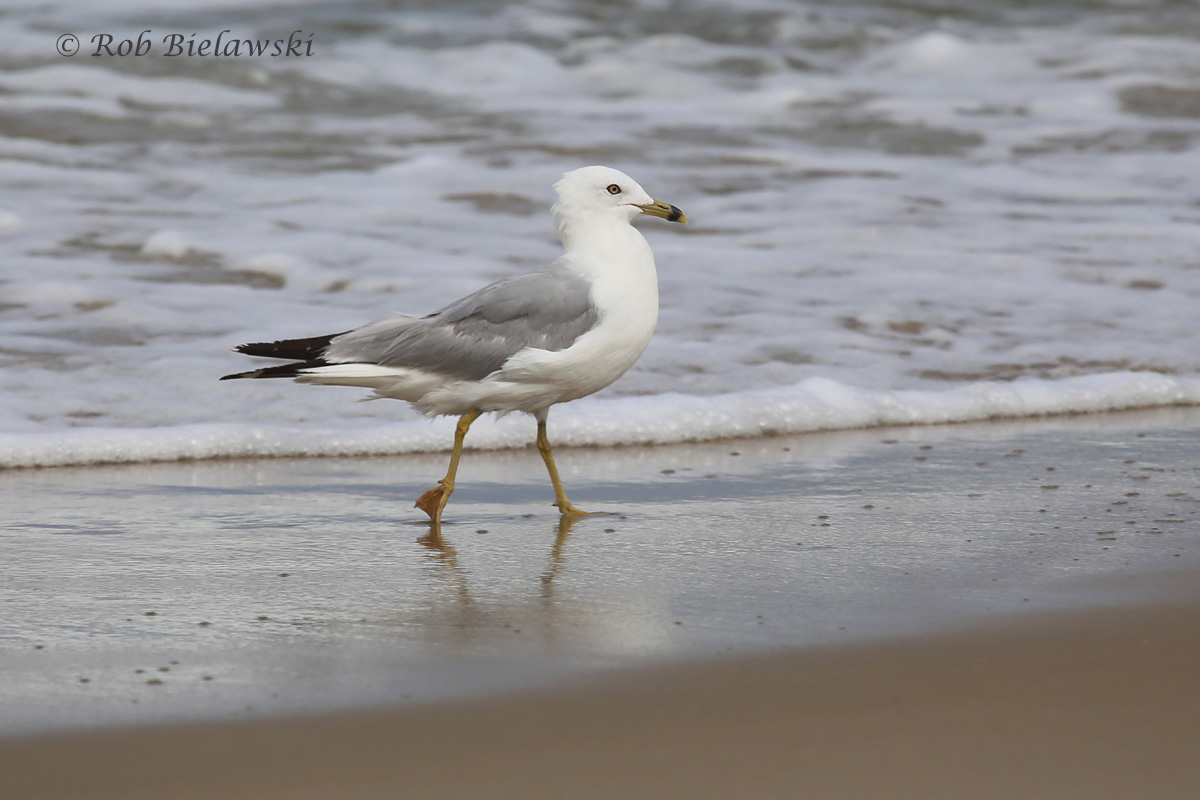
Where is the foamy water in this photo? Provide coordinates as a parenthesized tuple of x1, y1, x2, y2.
(2, 0, 1199, 468)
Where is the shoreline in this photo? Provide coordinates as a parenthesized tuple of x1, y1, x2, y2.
(4, 382, 1199, 471)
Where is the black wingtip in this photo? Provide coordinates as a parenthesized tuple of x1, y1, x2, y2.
(220, 361, 325, 381)
(223, 332, 346, 382)
(234, 341, 280, 357)
(233, 332, 347, 361)
(220, 367, 270, 381)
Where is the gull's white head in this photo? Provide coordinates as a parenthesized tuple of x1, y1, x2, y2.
(552, 166, 687, 236)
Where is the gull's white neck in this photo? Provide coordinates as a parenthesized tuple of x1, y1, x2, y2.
(557, 215, 655, 275)
(554, 213, 659, 375)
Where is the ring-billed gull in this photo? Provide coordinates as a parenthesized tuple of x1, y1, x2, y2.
(222, 166, 687, 526)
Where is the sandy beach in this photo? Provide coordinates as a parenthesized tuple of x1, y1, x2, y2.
(3, 407, 1199, 798)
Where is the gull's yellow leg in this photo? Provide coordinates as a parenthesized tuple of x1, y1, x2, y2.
(536, 418, 599, 517)
(415, 410, 481, 525)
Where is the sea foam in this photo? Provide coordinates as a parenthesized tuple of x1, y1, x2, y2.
(2, 372, 1195, 469)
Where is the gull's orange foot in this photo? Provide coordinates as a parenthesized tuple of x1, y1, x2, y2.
(555, 501, 604, 518)
(415, 484, 447, 521)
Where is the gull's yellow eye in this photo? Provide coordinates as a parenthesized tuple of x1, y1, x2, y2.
(606, 184, 621, 195)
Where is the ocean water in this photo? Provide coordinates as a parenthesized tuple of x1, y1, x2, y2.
(2, 0, 1199, 468)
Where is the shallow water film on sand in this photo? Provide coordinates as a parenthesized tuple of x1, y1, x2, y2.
(3, 410, 1199, 734)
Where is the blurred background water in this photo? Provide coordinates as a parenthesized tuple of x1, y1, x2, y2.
(1, 0, 1198, 463)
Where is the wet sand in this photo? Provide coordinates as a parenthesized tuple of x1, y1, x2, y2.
(3, 407, 1199, 797)
(3, 598, 1198, 800)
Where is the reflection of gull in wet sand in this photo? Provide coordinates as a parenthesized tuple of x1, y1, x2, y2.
(416, 516, 577, 627)
(222, 166, 687, 527)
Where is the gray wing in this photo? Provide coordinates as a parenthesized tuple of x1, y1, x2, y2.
(323, 266, 599, 381)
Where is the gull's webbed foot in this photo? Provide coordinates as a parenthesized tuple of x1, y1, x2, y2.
(554, 499, 604, 518)
(415, 482, 449, 523)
